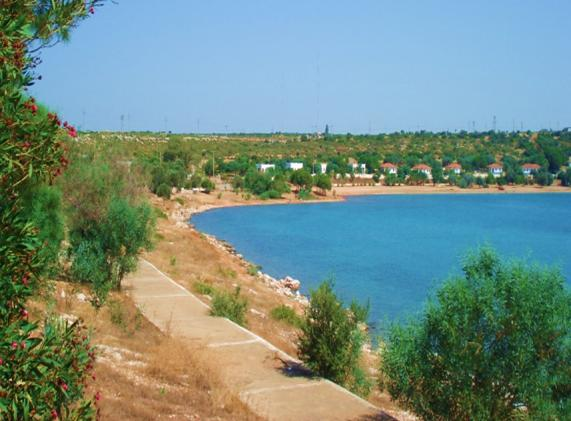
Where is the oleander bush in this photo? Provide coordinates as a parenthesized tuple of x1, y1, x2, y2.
(0, 1, 104, 418)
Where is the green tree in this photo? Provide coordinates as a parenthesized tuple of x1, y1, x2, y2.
(290, 169, 313, 192)
(69, 197, 154, 304)
(380, 248, 571, 420)
(299, 281, 371, 396)
(315, 173, 332, 195)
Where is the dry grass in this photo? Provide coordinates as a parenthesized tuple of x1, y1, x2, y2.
(45, 282, 259, 421)
(145, 193, 305, 356)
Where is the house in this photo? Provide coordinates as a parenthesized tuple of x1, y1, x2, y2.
(319, 162, 328, 174)
(347, 158, 358, 172)
(487, 163, 503, 177)
(256, 163, 275, 173)
(380, 162, 398, 175)
(359, 163, 367, 175)
(412, 164, 432, 177)
(445, 162, 462, 175)
(286, 162, 304, 171)
(521, 163, 541, 176)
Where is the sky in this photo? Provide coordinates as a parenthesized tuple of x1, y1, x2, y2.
(30, 0, 571, 134)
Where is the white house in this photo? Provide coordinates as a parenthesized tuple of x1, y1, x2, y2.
(256, 163, 275, 173)
(412, 164, 432, 177)
(319, 162, 328, 174)
(359, 163, 367, 175)
(347, 158, 358, 172)
(380, 162, 398, 175)
(488, 163, 503, 177)
(286, 162, 304, 171)
(445, 162, 462, 175)
(521, 163, 541, 176)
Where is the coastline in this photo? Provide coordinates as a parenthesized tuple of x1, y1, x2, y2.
(144, 185, 568, 417)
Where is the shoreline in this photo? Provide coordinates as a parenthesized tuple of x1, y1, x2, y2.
(179, 183, 571, 220)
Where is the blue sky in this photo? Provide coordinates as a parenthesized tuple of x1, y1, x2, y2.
(30, 0, 571, 133)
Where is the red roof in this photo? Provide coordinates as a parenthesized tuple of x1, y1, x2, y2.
(488, 163, 503, 169)
(521, 163, 541, 170)
(412, 164, 431, 171)
(445, 163, 462, 170)
(381, 162, 398, 169)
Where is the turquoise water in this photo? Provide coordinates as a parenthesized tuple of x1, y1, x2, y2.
(192, 194, 571, 330)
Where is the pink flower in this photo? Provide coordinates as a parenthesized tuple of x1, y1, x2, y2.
(89, 6, 95, 14)
(11, 342, 18, 350)
(21, 309, 28, 318)
(61, 382, 68, 391)
(51, 409, 58, 419)
(95, 391, 101, 401)
(0, 358, 3, 365)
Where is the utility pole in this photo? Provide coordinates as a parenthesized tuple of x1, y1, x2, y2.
(120, 114, 125, 132)
(492, 115, 497, 132)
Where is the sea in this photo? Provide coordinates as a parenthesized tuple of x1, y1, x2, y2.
(192, 194, 571, 333)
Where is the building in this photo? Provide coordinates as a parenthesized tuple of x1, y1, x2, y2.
(319, 162, 328, 174)
(256, 163, 275, 173)
(286, 162, 304, 171)
(359, 163, 367, 175)
(487, 163, 503, 177)
(380, 162, 398, 175)
(521, 163, 541, 176)
(412, 164, 432, 177)
(347, 157, 358, 172)
(445, 162, 462, 175)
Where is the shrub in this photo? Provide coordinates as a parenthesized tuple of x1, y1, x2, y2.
(247, 264, 261, 276)
(155, 183, 171, 199)
(299, 281, 372, 396)
(270, 305, 303, 328)
(21, 185, 65, 277)
(534, 169, 554, 186)
(201, 178, 215, 193)
(69, 197, 155, 305)
(193, 281, 215, 296)
(380, 248, 571, 420)
(0, 2, 102, 417)
(298, 189, 313, 200)
(210, 286, 248, 326)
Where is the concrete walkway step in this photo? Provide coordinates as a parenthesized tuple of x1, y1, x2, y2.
(124, 260, 391, 421)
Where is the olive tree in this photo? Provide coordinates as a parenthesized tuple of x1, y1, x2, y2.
(380, 248, 570, 420)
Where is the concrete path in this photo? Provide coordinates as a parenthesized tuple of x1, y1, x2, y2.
(124, 260, 392, 421)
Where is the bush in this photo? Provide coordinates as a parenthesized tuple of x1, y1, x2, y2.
(21, 185, 65, 277)
(69, 197, 155, 305)
(380, 248, 571, 420)
(210, 286, 248, 326)
(193, 281, 215, 296)
(0, 2, 100, 417)
(534, 169, 554, 186)
(270, 305, 303, 328)
(299, 281, 372, 396)
(155, 183, 171, 199)
(259, 189, 281, 200)
(201, 178, 215, 193)
(298, 189, 313, 200)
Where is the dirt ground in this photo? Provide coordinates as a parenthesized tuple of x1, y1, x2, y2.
(36, 282, 260, 420)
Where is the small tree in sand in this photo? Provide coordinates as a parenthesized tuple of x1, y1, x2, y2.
(299, 281, 372, 396)
(380, 248, 571, 420)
